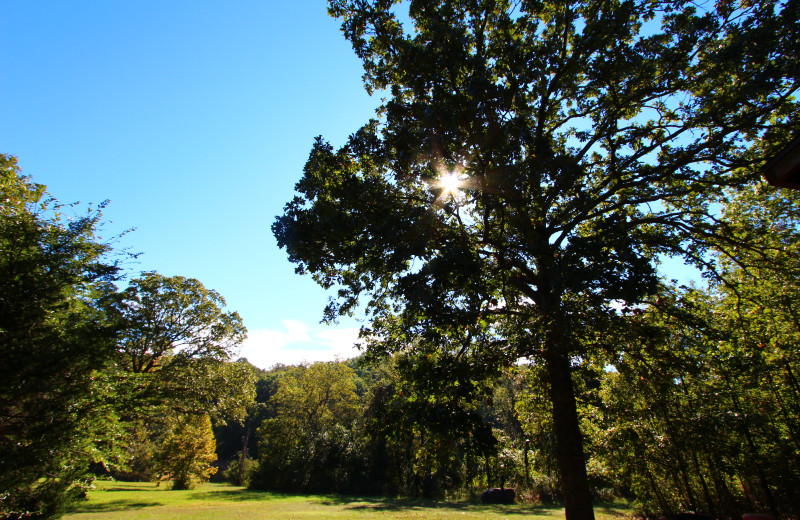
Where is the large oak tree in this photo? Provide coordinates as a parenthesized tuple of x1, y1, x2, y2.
(274, 1, 799, 518)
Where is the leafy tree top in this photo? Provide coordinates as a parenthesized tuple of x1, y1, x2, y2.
(1, 154, 45, 215)
(110, 272, 247, 373)
(276, 0, 799, 357)
(108, 272, 253, 423)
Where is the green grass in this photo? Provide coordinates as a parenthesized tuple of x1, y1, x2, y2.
(64, 480, 631, 520)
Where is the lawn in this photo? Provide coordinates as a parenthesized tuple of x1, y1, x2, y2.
(63, 480, 632, 520)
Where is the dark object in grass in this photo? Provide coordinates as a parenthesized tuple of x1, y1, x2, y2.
(481, 487, 515, 504)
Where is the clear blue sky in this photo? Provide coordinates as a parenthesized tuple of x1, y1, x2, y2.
(1, 1, 379, 368)
(1, 1, 699, 369)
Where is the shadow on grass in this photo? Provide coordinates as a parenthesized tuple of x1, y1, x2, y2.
(69, 499, 164, 513)
(80, 483, 628, 518)
(319, 495, 565, 516)
(101, 484, 158, 492)
(188, 489, 286, 502)
(594, 502, 632, 517)
(332, 497, 629, 518)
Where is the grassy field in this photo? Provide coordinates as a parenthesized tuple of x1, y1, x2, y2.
(63, 480, 632, 520)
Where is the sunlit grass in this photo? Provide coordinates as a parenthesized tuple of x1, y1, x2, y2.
(63, 480, 632, 520)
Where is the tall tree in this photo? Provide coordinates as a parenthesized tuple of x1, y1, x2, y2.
(273, 2, 799, 518)
(107, 272, 252, 422)
(0, 154, 121, 519)
(105, 273, 253, 485)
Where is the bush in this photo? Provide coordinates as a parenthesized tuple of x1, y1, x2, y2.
(223, 453, 258, 486)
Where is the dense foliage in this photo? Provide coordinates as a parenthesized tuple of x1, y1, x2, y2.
(250, 361, 364, 492)
(3, 158, 800, 520)
(591, 185, 800, 517)
(239, 249, 800, 517)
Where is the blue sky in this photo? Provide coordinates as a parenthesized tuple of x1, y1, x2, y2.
(1, 1, 378, 368)
(2, 1, 700, 369)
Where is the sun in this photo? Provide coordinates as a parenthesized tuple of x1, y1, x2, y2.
(438, 172, 464, 195)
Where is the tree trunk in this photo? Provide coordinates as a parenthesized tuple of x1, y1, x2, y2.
(724, 376, 779, 517)
(485, 454, 492, 488)
(546, 349, 595, 520)
(691, 450, 716, 516)
(239, 427, 251, 486)
(524, 438, 530, 487)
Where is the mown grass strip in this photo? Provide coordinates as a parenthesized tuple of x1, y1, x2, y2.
(64, 480, 631, 520)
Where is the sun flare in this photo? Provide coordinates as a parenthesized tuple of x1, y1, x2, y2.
(438, 172, 464, 195)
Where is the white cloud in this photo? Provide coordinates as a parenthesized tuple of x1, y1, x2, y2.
(237, 320, 364, 369)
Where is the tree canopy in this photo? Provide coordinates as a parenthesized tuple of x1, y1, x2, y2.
(111, 273, 246, 373)
(107, 272, 253, 422)
(274, 2, 799, 518)
(252, 361, 362, 492)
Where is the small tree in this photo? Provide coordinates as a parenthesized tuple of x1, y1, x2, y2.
(154, 414, 218, 490)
